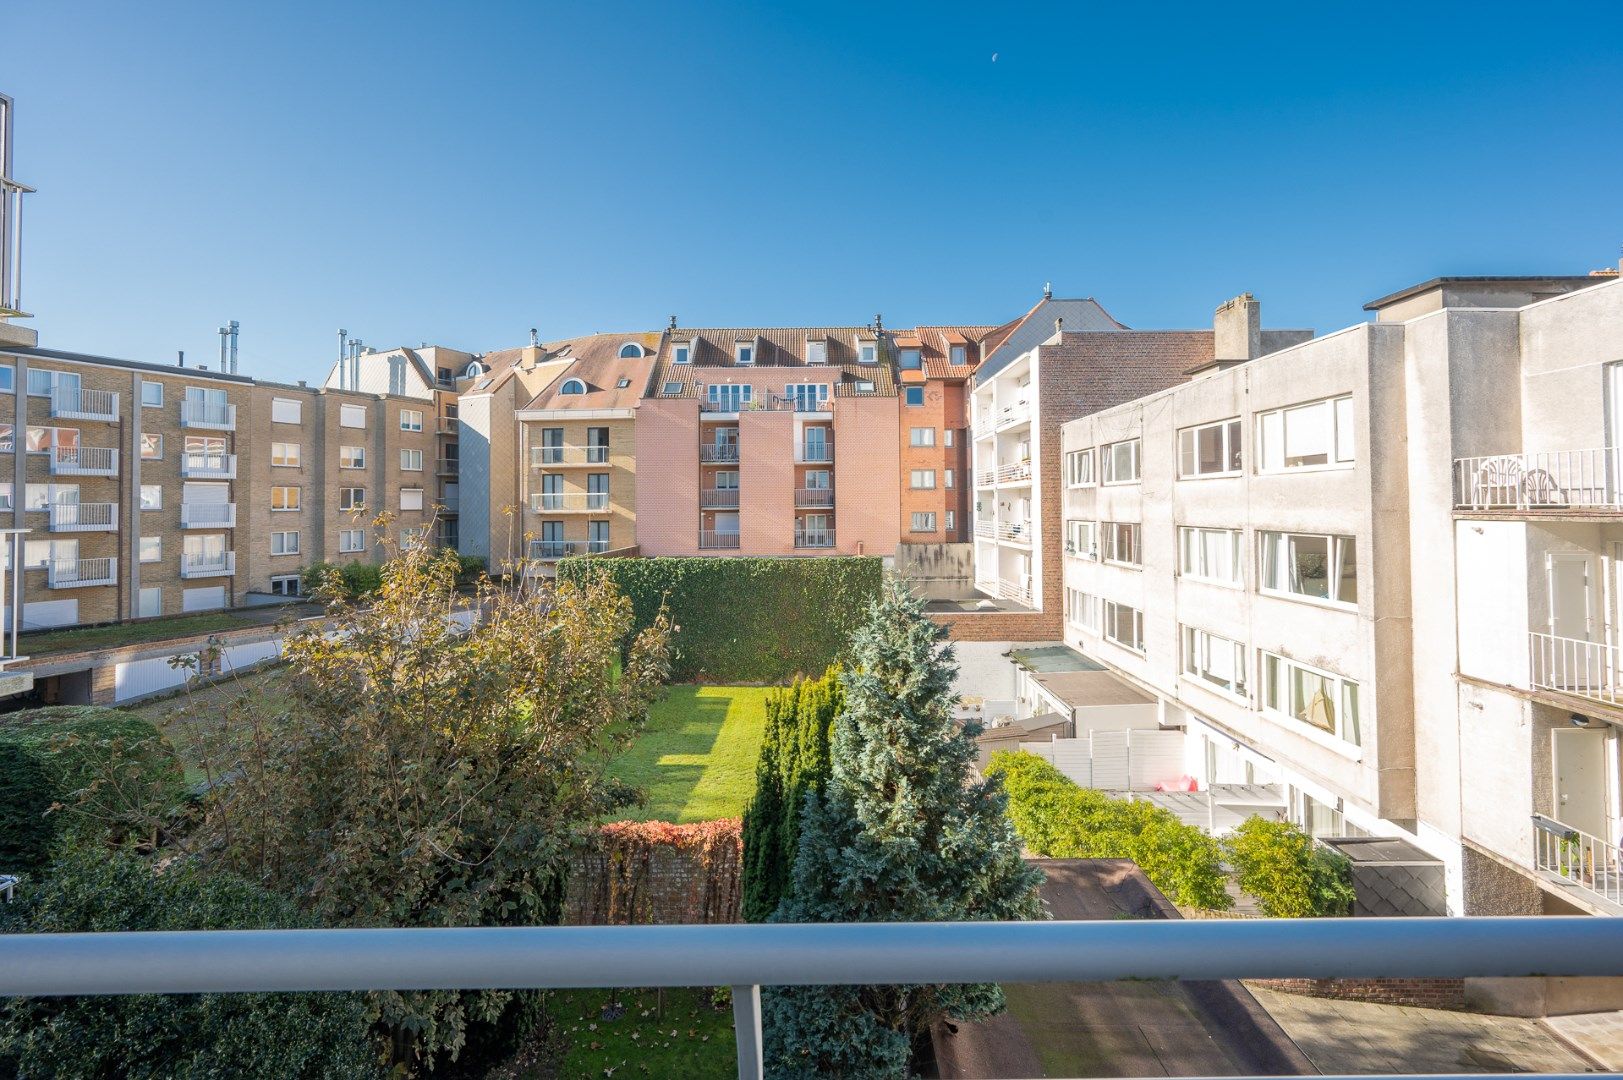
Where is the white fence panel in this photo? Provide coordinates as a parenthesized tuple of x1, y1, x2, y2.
(1017, 741, 1055, 765)
(1128, 730, 1189, 790)
(1049, 740, 1093, 787)
(221, 639, 281, 673)
(114, 654, 197, 703)
(1090, 730, 1131, 789)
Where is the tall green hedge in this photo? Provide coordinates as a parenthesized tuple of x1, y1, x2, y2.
(556, 557, 883, 683)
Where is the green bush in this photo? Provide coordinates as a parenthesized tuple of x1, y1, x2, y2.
(986, 750, 1232, 911)
(1223, 816, 1354, 917)
(557, 556, 883, 683)
(0, 706, 186, 875)
(302, 561, 385, 599)
(0, 851, 383, 1079)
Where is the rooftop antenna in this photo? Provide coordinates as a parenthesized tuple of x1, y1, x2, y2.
(668, 314, 678, 331)
(1043, 281, 1052, 300)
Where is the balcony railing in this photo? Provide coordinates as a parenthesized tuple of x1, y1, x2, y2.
(973, 415, 996, 439)
(1, 918, 1615, 1080)
(529, 540, 579, 560)
(1529, 631, 1622, 707)
(701, 489, 740, 508)
(180, 452, 236, 479)
(996, 399, 1032, 429)
(181, 551, 235, 578)
(974, 469, 997, 487)
(700, 444, 740, 463)
(793, 529, 835, 549)
(797, 440, 834, 464)
(180, 400, 237, 430)
(436, 418, 458, 435)
(436, 458, 459, 476)
(997, 520, 1033, 543)
(49, 386, 119, 422)
(437, 495, 459, 514)
(699, 398, 752, 414)
(1455, 449, 1623, 512)
(529, 492, 609, 512)
(995, 579, 1034, 607)
(699, 531, 740, 550)
(49, 446, 118, 476)
(46, 556, 116, 589)
(48, 502, 117, 533)
(974, 519, 995, 539)
(996, 459, 1033, 484)
(529, 445, 609, 467)
(181, 502, 237, 529)
(1533, 813, 1623, 911)
(794, 487, 833, 508)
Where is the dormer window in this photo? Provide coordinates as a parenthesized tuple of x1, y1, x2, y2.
(560, 378, 586, 395)
(735, 343, 753, 365)
(619, 342, 645, 359)
(950, 345, 968, 365)
(899, 347, 922, 370)
(859, 344, 877, 364)
(806, 341, 827, 365)
(462, 361, 485, 379)
(673, 344, 691, 364)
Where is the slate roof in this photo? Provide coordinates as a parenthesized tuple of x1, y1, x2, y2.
(974, 298, 1126, 384)
(523, 332, 662, 411)
(649, 327, 897, 399)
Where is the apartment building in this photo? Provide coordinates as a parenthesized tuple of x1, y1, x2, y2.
(635, 327, 900, 557)
(897, 325, 994, 543)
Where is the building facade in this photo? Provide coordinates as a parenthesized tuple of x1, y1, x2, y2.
(896, 325, 993, 544)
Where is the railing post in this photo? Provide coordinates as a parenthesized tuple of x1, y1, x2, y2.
(731, 983, 762, 1080)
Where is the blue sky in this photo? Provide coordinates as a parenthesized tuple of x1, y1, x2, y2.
(9, 1, 1623, 385)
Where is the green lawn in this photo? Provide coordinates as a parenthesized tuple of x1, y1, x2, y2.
(610, 686, 771, 822)
(18, 612, 249, 657)
(503, 988, 734, 1079)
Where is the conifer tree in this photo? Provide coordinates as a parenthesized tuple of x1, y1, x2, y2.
(762, 579, 1044, 1078)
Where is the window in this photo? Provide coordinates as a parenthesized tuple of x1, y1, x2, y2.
(0, 424, 10, 452)
(618, 342, 644, 359)
(1261, 652, 1362, 746)
(400, 488, 424, 511)
(1259, 531, 1358, 606)
(461, 361, 485, 379)
(1101, 521, 1141, 566)
(26, 426, 78, 454)
(1103, 600, 1144, 653)
(25, 483, 71, 512)
(340, 445, 365, 469)
(1178, 419, 1243, 478)
(560, 378, 586, 395)
(23, 538, 77, 571)
(339, 528, 365, 553)
(785, 383, 829, 411)
(1179, 527, 1243, 587)
(340, 403, 367, 429)
(270, 574, 301, 596)
(400, 409, 423, 431)
(910, 512, 937, 532)
(1066, 519, 1097, 558)
(587, 473, 609, 508)
(945, 510, 955, 533)
(904, 387, 924, 407)
(1182, 626, 1247, 699)
(707, 384, 752, 412)
(401, 448, 424, 471)
(860, 344, 877, 364)
(271, 486, 301, 512)
(0, 483, 11, 511)
(855, 380, 875, 393)
(1066, 448, 1096, 487)
(587, 427, 610, 462)
(141, 381, 163, 407)
(715, 470, 740, 490)
(662, 381, 683, 396)
(140, 433, 163, 460)
(910, 469, 936, 489)
(735, 342, 753, 365)
(909, 427, 936, 447)
(806, 341, 827, 365)
(945, 429, 955, 448)
(0, 365, 11, 393)
(1066, 588, 1099, 632)
(945, 469, 954, 488)
(337, 488, 363, 512)
(616, 378, 631, 389)
(271, 531, 300, 556)
(140, 485, 162, 510)
(673, 344, 691, 365)
(1101, 439, 1140, 484)
(26, 368, 54, 396)
(950, 345, 968, 366)
(271, 397, 302, 424)
(139, 536, 161, 563)
(898, 347, 922, 370)
(1258, 395, 1355, 471)
(138, 587, 162, 618)
(270, 442, 301, 467)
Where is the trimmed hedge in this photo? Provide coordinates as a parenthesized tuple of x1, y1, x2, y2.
(557, 556, 883, 683)
(1223, 816, 1354, 917)
(986, 750, 1232, 911)
(0, 706, 186, 874)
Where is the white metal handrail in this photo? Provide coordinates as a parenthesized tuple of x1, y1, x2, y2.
(50, 386, 119, 420)
(793, 529, 835, 549)
(1454, 449, 1623, 512)
(996, 459, 1033, 483)
(1528, 631, 1622, 706)
(180, 452, 236, 478)
(794, 487, 833, 507)
(180, 400, 236, 429)
(997, 400, 1032, 428)
(973, 415, 996, 439)
(181, 551, 235, 578)
(701, 489, 740, 508)
(997, 579, 1034, 606)
(699, 531, 740, 550)
(700, 444, 740, 463)
(997, 521, 1033, 543)
(529, 445, 609, 466)
(974, 519, 995, 539)
(181, 502, 237, 528)
(1534, 813, 1623, 910)
(47, 556, 115, 588)
(974, 469, 997, 487)
(797, 440, 834, 464)
(48, 502, 116, 531)
(50, 446, 117, 474)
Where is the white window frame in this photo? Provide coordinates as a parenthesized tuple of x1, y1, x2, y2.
(271, 486, 301, 512)
(271, 397, 303, 425)
(339, 402, 368, 429)
(1260, 650, 1362, 748)
(270, 442, 301, 468)
(1101, 439, 1140, 485)
(910, 511, 937, 533)
(141, 381, 163, 407)
(271, 530, 300, 556)
(673, 344, 691, 365)
(735, 342, 753, 365)
(1101, 520, 1141, 567)
(910, 469, 937, 490)
(945, 468, 954, 489)
(140, 432, 163, 460)
(1066, 519, 1097, 560)
(339, 445, 366, 470)
(1066, 588, 1100, 633)
(1259, 530, 1358, 609)
(859, 344, 877, 365)
(337, 487, 364, 512)
(140, 484, 163, 511)
(805, 341, 827, 365)
(1066, 448, 1096, 487)
(339, 528, 366, 554)
(1102, 600, 1144, 654)
(909, 427, 936, 447)
(139, 536, 161, 563)
(400, 408, 423, 432)
(1179, 526, 1243, 588)
(401, 448, 424, 471)
(1257, 394, 1356, 472)
(1178, 418, 1243, 479)
(1181, 625, 1248, 701)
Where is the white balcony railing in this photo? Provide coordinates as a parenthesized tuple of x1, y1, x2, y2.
(46, 556, 116, 588)
(797, 440, 834, 464)
(180, 400, 237, 430)
(49, 386, 119, 421)
(996, 459, 1033, 484)
(49, 446, 118, 476)
(996, 399, 1032, 429)
(794, 487, 833, 508)
(1528, 631, 1623, 707)
(529, 492, 609, 513)
(1455, 449, 1623, 512)
(48, 502, 117, 533)
(180, 452, 236, 479)
(529, 540, 580, 560)
(700, 444, 740, 463)
(997, 520, 1033, 544)
(701, 489, 740, 508)
(1533, 813, 1623, 911)
(973, 415, 996, 440)
(996, 579, 1034, 607)
(181, 502, 237, 529)
(974, 519, 995, 539)
(699, 531, 740, 550)
(180, 551, 235, 578)
(793, 529, 835, 549)
(529, 445, 609, 467)
(974, 469, 997, 488)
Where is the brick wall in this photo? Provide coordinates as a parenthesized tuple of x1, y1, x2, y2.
(564, 819, 742, 926)
(1248, 977, 1468, 1011)
(833, 395, 900, 556)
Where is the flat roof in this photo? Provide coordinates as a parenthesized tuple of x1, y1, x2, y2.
(1361, 275, 1604, 311)
(1033, 668, 1156, 709)
(0, 344, 256, 384)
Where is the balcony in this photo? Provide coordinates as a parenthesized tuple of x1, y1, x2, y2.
(700, 444, 740, 463)
(1528, 631, 1623, 708)
(1455, 449, 1623, 513)
(996, 399, 1032, 430)
(992, 578, 1034, 607)
(436, 458, 459, 477)
(1533, 814, 1623, 913)
(797, 440, 834, 465)
(793, 528, 835, 549)
(529, 492, 609, 513)
(974, 518, 995, 540)
(180, 452, 236, 479)
(996, 459, 1033, 484)
(48, 502, 117, 533)
(437, 418, 459, 435)
(181, 551, 236, 578)
(700, 489, 740, 509)
(181, 502, 237, 529)
(529, 445, 609, 467)
(699, 531, 740, 550)
(973, 415, 996, 440)
(46, 556, 116, 588)
(997, 520, 1033, 544)
(794, 487, 833, 508)
(49, 446, 118, 476)
(529, 540, 580, 560)
(437, 495, 459, 514)
(180, 400, 237, 431)
(974, 468, 997, 488)
(50, 386, 119, 422)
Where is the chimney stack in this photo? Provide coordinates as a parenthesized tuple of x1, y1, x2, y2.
(1213, 293, 1262, 361)
(529, 327, 539, 347)
(1043, 281, 1053, 300)
(177, 350, 185, 367)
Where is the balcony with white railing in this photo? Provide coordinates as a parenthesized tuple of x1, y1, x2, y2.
(1533, 813, 1623, 914)
(995, 578, 1034, 607)
(699, 530, 740, 550)
(701, 489, 740, 508)
(180, 452, 236, 479)
(181, 502, 237, 529)
(996, 459, 1033, 484)
(796, 439, 834, 465)
(793, 528, 835, 549)
(1528, 631, 1623, 708)
(974, 468, 997, 488)
(794, 487, 833, 508)
(180, 551, 236, 579)
(973, 414, 996, 440)
(529, 492, 610, 513)
(528, 445, 610, 467)
(49, 446, 118, 476)
(974, 518, 995, 540)
(46, 556, 116, 589)
(49, 386, 119, 422)
(180, 400, 237, 431)
(1455, 448, 1623, 513)
(48, 502, 117, 533)
(996, 398, 1032, 430)
(529, 540, 580, 560)
(700, 444, 740, 463)
(997, 520, 1034, 545)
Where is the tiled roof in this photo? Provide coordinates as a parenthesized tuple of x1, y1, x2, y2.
(523, 332, 663, 410)
(975, 298, 1125, 384)
(650, 327, 897, 399)
(914, 324, 998, 379)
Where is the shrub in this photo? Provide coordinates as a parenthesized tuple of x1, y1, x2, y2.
(0, 851, 383, 1079)
(987, 750, 1232, 911)
(301, 561, 384, 599)
(556, 556, 883, 683)
(0, 706, 186, 875)
(1223, 816, 1355, 917)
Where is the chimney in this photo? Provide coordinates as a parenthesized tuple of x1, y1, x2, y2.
(227, 319, 239, 374)
(177, 350, 184, 367)
(1043, 281, 1052, 300)
(529, 327, 539, 347)
(1053, 316, 1064, 338)
(337, 328, 347, 365)
(1213, 293, 1261, 361)
(874, 312, 884, 334)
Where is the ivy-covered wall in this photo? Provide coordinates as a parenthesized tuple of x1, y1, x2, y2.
(556, 557, 883, 683)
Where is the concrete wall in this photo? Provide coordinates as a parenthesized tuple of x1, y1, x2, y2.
(894, 542, 976, 599)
